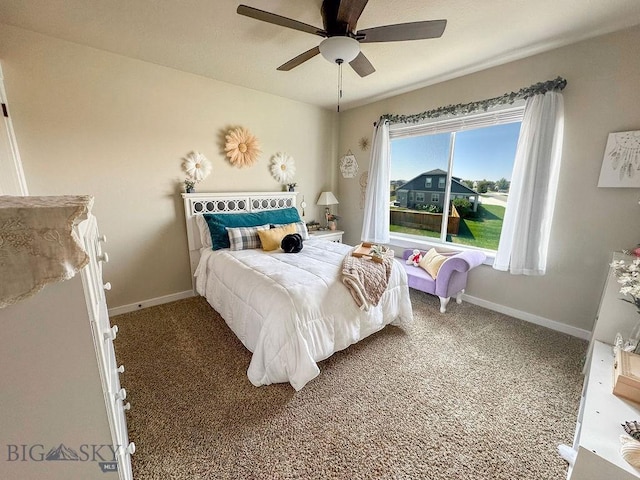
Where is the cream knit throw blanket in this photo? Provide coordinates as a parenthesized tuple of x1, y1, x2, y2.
(342, 251, 393, 311)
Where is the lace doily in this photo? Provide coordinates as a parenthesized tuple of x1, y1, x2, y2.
(0, 195, 94, 308)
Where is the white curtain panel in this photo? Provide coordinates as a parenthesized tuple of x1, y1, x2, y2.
(494, 91, 565, 275)
(361, 121, 391, 243)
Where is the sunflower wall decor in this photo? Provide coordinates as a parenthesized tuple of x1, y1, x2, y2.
(270, 152, 296, 185)
(182, 151, 212, 192)
(224, 127, 261, 168)
(182, 151, 212, 181)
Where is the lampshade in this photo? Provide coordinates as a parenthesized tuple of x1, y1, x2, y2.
(319, 37, 360, 64)
(316, 191, 339, 206)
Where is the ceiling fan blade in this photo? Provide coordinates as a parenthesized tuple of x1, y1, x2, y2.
(349, 51, 375, 77)
(358, 19, 447, 43)
(337, 0, 369, 32)
(277, 46, 321, 71)
(237, 5, 326, 37)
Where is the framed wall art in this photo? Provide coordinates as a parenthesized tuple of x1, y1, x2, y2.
(597, 130, 640, 187)
(339, 150, 358, 178)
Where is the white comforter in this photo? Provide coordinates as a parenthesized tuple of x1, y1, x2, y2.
(195, 238, 413, 390)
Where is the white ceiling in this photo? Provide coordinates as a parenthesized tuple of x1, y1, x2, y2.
(2, 0, 640, 111)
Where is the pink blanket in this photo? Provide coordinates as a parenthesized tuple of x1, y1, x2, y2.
(341, 252, 393, 311)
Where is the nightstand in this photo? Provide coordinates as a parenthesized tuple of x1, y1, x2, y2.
(308, 229, 344, 243)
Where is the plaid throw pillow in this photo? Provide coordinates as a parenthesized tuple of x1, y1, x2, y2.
(226, 224, 271, 251)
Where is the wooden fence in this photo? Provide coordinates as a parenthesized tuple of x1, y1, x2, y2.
(390, 206, 460, 235)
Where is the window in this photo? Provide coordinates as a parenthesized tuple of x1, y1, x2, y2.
(415, 192, 425, 202)
(389, 106, 523, 251)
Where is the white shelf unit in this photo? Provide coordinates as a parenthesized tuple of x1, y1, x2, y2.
(569, 341, 640, 479)
(584, 252, 639, 370)
(566, 252, 640, 480)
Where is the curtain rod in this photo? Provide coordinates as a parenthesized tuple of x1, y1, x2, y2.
(375, 76, 567, 125)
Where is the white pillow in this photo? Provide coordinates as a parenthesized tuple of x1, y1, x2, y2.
(195, 214, 212, 248)
(419, 248, 450, 278)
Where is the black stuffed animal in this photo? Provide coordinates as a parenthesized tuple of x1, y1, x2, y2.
(281, 233, 303, 253)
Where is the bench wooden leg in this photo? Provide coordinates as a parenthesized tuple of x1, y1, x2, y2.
(438, 296, 450, 313)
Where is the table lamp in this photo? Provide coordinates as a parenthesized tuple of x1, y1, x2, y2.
(316, 191, 339, 228)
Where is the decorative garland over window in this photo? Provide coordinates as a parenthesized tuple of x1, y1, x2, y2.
(379, 77, 567, 125)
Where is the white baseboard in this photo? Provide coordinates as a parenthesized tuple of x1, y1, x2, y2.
(462, 294, 591, 340)
(109, 290, 196, 317)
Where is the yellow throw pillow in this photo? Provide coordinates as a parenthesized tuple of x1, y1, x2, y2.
(419, 248, 449, 278)
(257, 224, 297, 251)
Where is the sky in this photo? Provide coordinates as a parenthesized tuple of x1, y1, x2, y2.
(390, 122, 522, 183)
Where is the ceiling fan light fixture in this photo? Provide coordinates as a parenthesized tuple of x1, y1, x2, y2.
(319, 36, 360, 64)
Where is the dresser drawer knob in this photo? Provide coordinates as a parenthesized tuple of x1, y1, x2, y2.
(98, 234, 107, 243)
(98, 252, 109, 263)
(123, 402, 131, 411)
(115, 388, 127, 401)
(103, 282, 112, 291)
(104, 325, 118, 341)
(116, 365, 125, 374)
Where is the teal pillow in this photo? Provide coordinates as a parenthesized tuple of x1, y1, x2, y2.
(204, 207, 301, 250)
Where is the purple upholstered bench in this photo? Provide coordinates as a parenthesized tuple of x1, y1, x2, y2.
(402, 249, 486, 313)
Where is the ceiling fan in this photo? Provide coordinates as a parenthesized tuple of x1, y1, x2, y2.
(237, 0, 447, 77)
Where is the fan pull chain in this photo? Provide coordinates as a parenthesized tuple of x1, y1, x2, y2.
(336, 59, 344, 113)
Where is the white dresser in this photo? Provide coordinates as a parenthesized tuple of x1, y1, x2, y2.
(583, 252, 640, 366)
(0, 210, 134, 479)
(566, 252, 640, 480)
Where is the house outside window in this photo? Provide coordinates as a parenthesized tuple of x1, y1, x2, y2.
(389, 105, 524, 251)
(416, 192, 425, 202)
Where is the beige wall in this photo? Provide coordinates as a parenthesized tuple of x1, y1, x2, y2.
(2, 22, 639, 333)
(337, 25, 640, 332)
(0, 24, 337, 308)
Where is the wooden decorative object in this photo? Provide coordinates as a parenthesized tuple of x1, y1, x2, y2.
(613, 348, 640, 404)
(352, 242, 383, 263)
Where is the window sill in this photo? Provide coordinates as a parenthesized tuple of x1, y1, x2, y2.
(388, 233, 496, 266)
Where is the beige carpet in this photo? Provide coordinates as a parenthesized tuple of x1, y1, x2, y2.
(113, 291, 586, 480)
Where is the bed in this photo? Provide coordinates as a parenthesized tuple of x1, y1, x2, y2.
(182, 192, 413, 390)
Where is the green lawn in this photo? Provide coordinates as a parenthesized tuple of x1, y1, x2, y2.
(389, 204, 505, 250)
